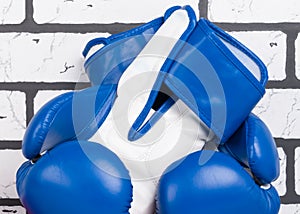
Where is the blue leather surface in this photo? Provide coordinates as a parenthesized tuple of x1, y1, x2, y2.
(84, 17, 163, 86)
(23, 84, 116, 159)
(219, 113, 280, 184)
(17, 140, 132, 214)
(157, 150, 280, 214)
(163, 18, 267, 144)
(127, 6, 197, 141)
(23, 6, 196, 161)
(84, 6, 198, 142)
(84, 7, 267, 144)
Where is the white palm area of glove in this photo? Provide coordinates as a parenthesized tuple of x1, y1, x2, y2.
(86, 8, 262, 214)
(90, 94, 210, 214)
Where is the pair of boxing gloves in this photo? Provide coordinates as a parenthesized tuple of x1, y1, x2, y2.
(16, 5, 280, 214)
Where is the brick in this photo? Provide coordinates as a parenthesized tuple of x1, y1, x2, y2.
(279, 204, 300, 214)
(253, 89, 300, 138)
(0, 0, 25, 24)
(296, 33, 300, 80)
(272, 148, 286, 196)
(295, 148, 300, 195)
(208, 0, 300, 23)
(0, 150, 26, 198)
(0, 91, 25, 140)
(34, 90, 71, 113)
(33, 0, 199, 24)
(229, 31, 286, 80)
(0, 207, 26, 214)
(0, 33, 108, 82)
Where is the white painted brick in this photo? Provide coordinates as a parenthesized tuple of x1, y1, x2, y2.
(295, 33, 300, 80)
(208, 0, 300, 23)
(0, 150, 26, 198)
(0, 33, 108, 82)
(0, 0, 25, 24)
(272, 148, 286, 196)
(33, 0, 199, 24)
(253, 89, 300, 138)
(295, 147, 300, 195)
(229, 31, 286, 80)
(34, 90, 71, 113)
(0, 91, 25, 140)
(0, 206, 26, 214)
(279, 204, 300, 214)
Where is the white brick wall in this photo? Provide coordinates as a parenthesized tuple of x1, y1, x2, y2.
(229, 31, 286, 81)
(0, 0, 25, 24)
(296, 33, 300, 80)
(0, 33, 108, 82)
(253, 89, 300, 139)
(208, 0, 300, 23)
(0, 91, 26, 140)
(33, 0, 199, 24)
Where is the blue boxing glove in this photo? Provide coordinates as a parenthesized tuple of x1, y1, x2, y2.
(16, 86, 133, 214)
(157, 113, 280, 214)
(81, 4, 278, 213)
(16, 4, 280, 214)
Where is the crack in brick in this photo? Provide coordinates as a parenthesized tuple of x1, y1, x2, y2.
(271, 32, 284, 40)
(266, 51, 279, 69)
(6, 92, 26, 129)
(1, 183, 14, 189)
(230, 0, 248, 15)
(248, 0, 254, 13)
(254, 89, 278, 116)
(2, 209, 17, 213)
(11, 33, 21, 40)
(269, 42, 278, 47)
(0, 57, 12, 82)
(35, 35, 56, 73)
(1, 182, 16, 198)
(32, 38, 40, 44)
(0, 34, 22, 82)
(282, 96, 298, 137)
(60, 62, 75, 73)
(271, 149, 286, 195)
(0, 0, 13, 24)
(2, 33, 23, 82)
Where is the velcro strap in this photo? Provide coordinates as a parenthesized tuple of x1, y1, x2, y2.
(162, 18, 267, 143)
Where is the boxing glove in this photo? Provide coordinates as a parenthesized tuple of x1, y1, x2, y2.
(17, 140, 132, 213)
(157, 113, 280, 214)
(82, 5, 272, 213)
(17, 5, 275, 214)
(16, 85, 134, 214)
